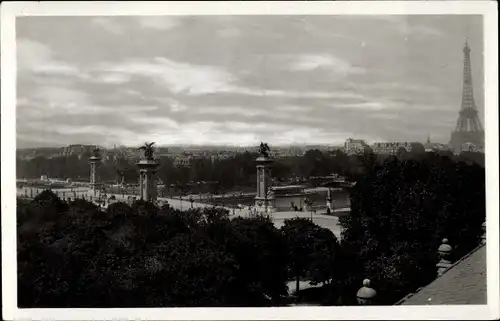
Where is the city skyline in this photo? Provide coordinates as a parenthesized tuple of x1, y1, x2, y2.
(17, 15, 484, 148)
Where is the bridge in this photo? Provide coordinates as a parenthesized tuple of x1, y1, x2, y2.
(17, 187, 348, 239)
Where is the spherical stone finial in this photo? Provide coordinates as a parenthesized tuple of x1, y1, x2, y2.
(481, 222, 487, 244)
(438, 238, 452, 252)
(438, 238, 453, 264)
(357, 278, 377, 305)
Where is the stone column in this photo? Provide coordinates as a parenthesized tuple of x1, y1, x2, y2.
(89, 153, 102, 196)
(137, 159, 160, 203)
(255, 154, 274, 212)
(139, 172, 144, 200)
(357, 279, 377, 305)
(437, 238, 453, 276)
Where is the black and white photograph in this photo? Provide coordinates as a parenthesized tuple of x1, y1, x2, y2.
(1, 1, 499, 320)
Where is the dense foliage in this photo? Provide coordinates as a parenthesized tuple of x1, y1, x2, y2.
(339, 153, 485, 304)
(17, 148, 484, 194)
(17, 151, 485, 307)
(281, 218, 340, 294)
(16, 149, 421, 191)
(17, 192, 340, 307)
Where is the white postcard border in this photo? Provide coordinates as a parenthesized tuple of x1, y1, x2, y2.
(2, 1, 498, 320)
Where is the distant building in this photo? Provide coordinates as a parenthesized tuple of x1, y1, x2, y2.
(423, 136, 454, 154)
(460, 142, 484, 154)
(424, 136, 436, 153)
(174, 155, 191, 167)
(60, 144, 96, 157)
(173, 154, 206, 167)
(344, 138, 370, 156)
(371, 141, 413, 155)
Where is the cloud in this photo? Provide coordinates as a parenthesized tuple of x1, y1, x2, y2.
(267, 127, 350, 146)
(17, 85, 159, 119)
(359, 82, 440, 93)
(167, 100, 190, 113)
(372, 16, 443, 37)
(217, 28, 241, 38)
(112, 121, 233, 147)
(29, 86, 91, 113)
(34, 63, 82, 77)
(222, 121, 293, 133)
(198, 106, 267, 118)
(130, 116, 180, 129)
(94, 55, 367, 101)
(275, 105, 312, 112)
(195, 105, 325, 126)
(369, 113, 401, 120)
(289, 54, 366, 75)
(97, 57, 236, 95)
(407, 25, 443, 37)
(15, 15, 482, 147)
(17, 38, 88, 82)
(334, 101, 391, 111)
(92, 17, 124, 34)
(135, 16, 181, 30)
(92, 72, 132, 84)
(17, 38, 52, 70)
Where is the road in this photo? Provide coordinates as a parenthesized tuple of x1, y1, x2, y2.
(133, 196, 344, 239)
(17, 188, 345, 239)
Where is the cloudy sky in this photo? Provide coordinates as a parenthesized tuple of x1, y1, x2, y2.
(16, 15, 483, 148)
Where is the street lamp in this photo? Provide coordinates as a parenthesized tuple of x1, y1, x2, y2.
(304, 197, 314, 221)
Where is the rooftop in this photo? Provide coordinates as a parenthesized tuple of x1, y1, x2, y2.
(398, 244, 486, 305)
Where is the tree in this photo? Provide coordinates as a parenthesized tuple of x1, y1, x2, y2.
(396, 146, 407, 159)
(457, 151, 485, 167)
(214, 215, 289, 306)
(281, 218, 340, 297)
(308, 226, 341, 287)
(339, 157, 485, 304)
(158, 233, 238, 307)
(18, 199, 293, 307)
(410, 142, 425, 154)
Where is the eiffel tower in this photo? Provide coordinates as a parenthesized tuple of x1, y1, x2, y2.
(449, 40, 484, 152)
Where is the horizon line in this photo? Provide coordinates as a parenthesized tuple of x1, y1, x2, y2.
(16, 139, 446, 151)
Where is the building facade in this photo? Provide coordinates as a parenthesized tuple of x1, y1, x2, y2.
(371, 142, 413, 155)
(344, 138, 370, 155)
